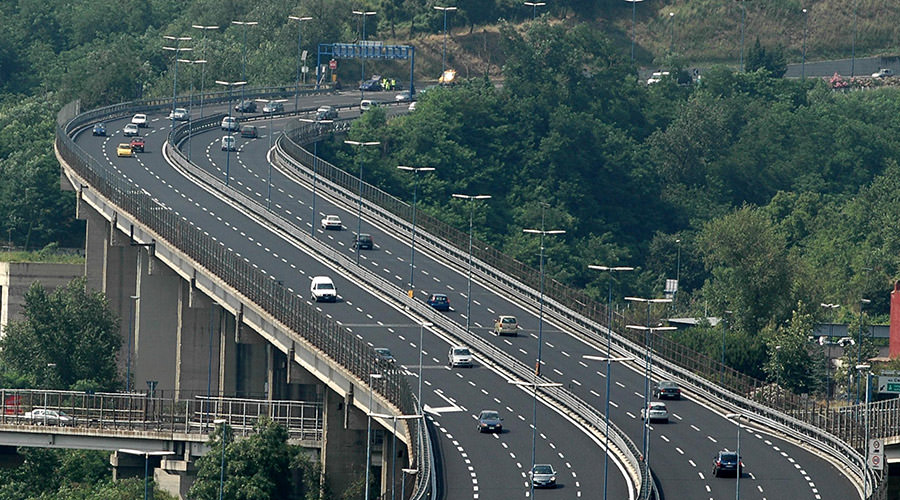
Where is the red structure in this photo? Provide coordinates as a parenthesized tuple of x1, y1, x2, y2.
(890, 281, 900, 358)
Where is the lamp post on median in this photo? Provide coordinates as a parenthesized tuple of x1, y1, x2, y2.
(162, 36, 193, 132)
(178, 58, 207, 162)
(370, 413, 424, 500)
(417, 322, 432, 406)
(584, 354, 633, 500)
(587, 264, 635, 500)
(191, 24, 219, 118)
(857, 363, 871, 497)
(353, 10, 377, 99)
(365, 373, 384, 500)
(118, 449, 175, 500)
(344, 140, 381, 265)
(724, 413, 746, 500)
(434, 6, 457, 76)
(451, 193, 492, 335)
(524, 1, 546, 20)
(215, 80, 247, 187)
(508, 378, 564, 498)
(397, 166, 435, 291)
(625, 297, 674, 489)
(288, 15, 313, 110)
(624, 0, 644, 62)
(255, 98, 287, 209)
(299, 118, 333, 236)
(231, 20, 258, 107)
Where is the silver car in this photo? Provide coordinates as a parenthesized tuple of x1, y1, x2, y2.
(449, 346, 473, 367)
(530, 464, 557, 488)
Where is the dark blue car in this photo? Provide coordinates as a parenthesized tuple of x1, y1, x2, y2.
(427, 293, 450, 311)
(92, 123, 106, 136)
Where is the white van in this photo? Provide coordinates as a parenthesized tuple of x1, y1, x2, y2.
(310, 276, 337, 302)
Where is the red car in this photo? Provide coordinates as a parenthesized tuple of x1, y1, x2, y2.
(130, 137, 145, 153)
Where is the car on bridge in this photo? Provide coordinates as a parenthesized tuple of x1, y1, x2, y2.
(530, 464, 558, 488)
(92, 123, 106, 136)
(310, 276, 337, 302)
(321, 215, 342, 230)
(316, 106, 338, 120)
(221, 135, 236, 151)
(655, 380, 681, 399)
(221, 116, 239, 131)
(712, 450, 743, 477)
(235, 100, 257, 113)
(129, 137, 145, 153)
(476, 410, 503, 433)
(122, 123, 140, 137)
(375, 348, 395, 364)
(262, 101, 284, 114)
(640, 402, 669, 422)
(449, 346, 473, 367)
(240, 125, 258, 138)
(168, 107, 189, 121)
(131, 113, 148, 127)
(493, 315, 518, 336)
(352, 233, 374, 250)
(24, 408, 76, 426)
(116, 143, 134, 157)
(426, 293, 450, 311)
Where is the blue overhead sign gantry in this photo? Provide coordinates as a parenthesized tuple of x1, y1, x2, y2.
(318, 42, 416, 93)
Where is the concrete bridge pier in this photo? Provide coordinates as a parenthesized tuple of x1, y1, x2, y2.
(133, 249, 180, 396)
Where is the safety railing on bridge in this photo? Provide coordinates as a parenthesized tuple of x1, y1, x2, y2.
(0, 389, 322, 441)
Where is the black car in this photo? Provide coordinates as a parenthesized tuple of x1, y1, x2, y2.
(655, 380, 681, 399)
(353, 233, 374, 250)
(240, 125, 258, 138)
(427, 293, 450, 311)
(234, 100, 257, 113)
(476, 410, 503, 433)
(712, 450, 742, 477)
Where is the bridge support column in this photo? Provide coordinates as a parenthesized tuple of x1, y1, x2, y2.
(156, 456, 198, 500)
(134, 249, 180, 395)
(109, 450, 144, 480)
(321, 387, 369, 497)
(218, 310, 238, 397)
(234, 327, 267, 398)
(175, 279, 215, 399)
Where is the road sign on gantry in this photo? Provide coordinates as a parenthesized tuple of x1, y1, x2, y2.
(877, 376, 900, 394)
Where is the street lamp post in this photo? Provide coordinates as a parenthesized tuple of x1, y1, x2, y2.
(118, 449, 175, 500)
(738, 0, 747, 72)
(720, 310, 732, 368)
(126, 295, 139, 393)
(857, 298, 871, 404)
(451, 194, 492, 335)
(508, 379, 564, 497)
(256, 98, 287, 209)
(231, 21, 258, 107)
(397, 166, 435, 291)
(370, 413, 423, 500)
(178, 58, 207, 162)
(801, 8, 809, 79)
(353, 10, 377, 99)
(214, 418, 228, 500)
(417, 322, 433, 406)
(215, 80, 247, 187)
(821, 303, 840, 407)
(625, 297, 674, 491)
(289, 15, 313, 111)
(624, 0, 644, 62)
(299, 118, 333, 237)
(857, 363, 871, 497)
(434, 6, 457, 76)
(401, 468, 418, 500)
(674, 238, 681, 308)
(162, 36, 193, 132)
(524, 1, 546, 20)
(365, 373, 384, 500)
(669, 12, 675, 54)
(191, 24, 219, 118)
(725, 413, 745, 500)
(587, 264, 634, 500)
(344, 140, 381, 265)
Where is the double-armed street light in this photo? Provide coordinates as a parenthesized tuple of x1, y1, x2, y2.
(364, 373, 384, 500)
(434, 6, 457, 75)
(299, 118, 333, 236)
(344, 140, 381, 265)
(288, 15, 313, 110)
(524, 1, 546, 20)
(177, 58, 207, 162)
(509, 378, 563, 497)
(724, 413, 746, 500)
(370, 412, 424, 500)
(624, 0, 644, 62)
(214, 80, 247, 186)
(190, 24, 219, 118)
(255, 98, 288, 209)
(117, 449, 175, 500)
(231, 20, 258, 107)
(397, 166, 435, 291)
(353, 10, 377, 98)
(162, 35, 192, 132)
(450, 194, 492, 335)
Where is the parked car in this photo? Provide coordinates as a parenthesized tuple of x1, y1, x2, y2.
(375, 348, 395, 364)
(116, 143, 134, 157)
(168, 107, 189, 121)
(395, 91, 413, 102)
(360, 99, 378, 112)
(712, 450, 743, 477)
(493, 315, 518, 336)
(123, 123, 140, 137)
(655, 380, 681, 400)
(221, 135, 236, 151)
(221, 116, 239, 131)
(476, 409, 503, 433)
(427, 293, 450, 311)
(310, 276, 337, 302)
(129, 137, 145, 153)
(92, 123, 106, 136)
(449, 346, 474, 367)
(24, 408, 76, 426)
(316, 106, 338, 120)
(262, 101, 284, 114)
(321, 215, 342, 230)
(872, 68, 894, 78)
(640, 402, 669, 422)
(235, 100, 257, 113)
(530, 464, 558, 488)
(240, 125, 258, 138)
(359, 77, 382, 91)
(352, 233, 374, 250)
(131, 113, 148, 127)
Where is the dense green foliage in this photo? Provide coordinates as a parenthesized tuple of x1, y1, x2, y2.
(0, 277, 121, 391)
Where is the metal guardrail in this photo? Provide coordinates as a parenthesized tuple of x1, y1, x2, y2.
(0, 389, 322, 441)
(56, 92, 431, 497)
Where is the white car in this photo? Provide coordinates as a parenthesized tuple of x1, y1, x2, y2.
(24, 408, 76, 426)
(872, 68, 894, 78)
(408, 102, 417, 112)
(449, 346, 473, 367)
(221, 135, 236, 151)
(310, 276, 337, 302)
(131, 113, 148, 127)
(221, 116, 239, 131)
(122, 123, 140, 137)
(168, 107, 189, 121)
(647, 71, 670, 84)
(640, 402, 669, 422)
(321, 215, 342, 230)
(395, 91, 413, 102)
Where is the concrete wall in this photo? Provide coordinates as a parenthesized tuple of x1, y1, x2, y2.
(0, 262, 82, 337)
